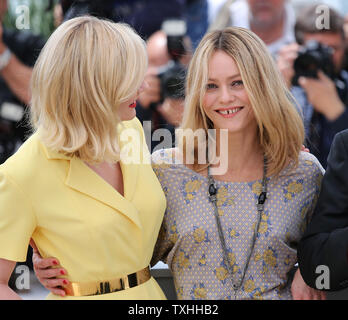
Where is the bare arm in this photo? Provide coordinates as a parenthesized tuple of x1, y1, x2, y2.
(291, 268, 326, 300)
(0, 258, 22, 300)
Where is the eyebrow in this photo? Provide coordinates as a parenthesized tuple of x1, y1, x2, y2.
(208, 74, 242, 81)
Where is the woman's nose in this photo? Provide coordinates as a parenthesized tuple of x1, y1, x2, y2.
(219, 86, 234, 104)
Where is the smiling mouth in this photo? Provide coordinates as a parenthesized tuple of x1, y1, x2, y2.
(216, 107, 243, 116)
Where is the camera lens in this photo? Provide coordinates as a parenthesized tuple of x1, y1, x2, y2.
(292, 40, 335, 86)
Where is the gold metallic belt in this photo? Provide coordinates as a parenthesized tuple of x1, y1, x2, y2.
(64, 266, 151, 296)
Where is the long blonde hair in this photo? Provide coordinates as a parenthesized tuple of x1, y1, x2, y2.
(181, 27, 304, 176)
(30, 16, 147, 163)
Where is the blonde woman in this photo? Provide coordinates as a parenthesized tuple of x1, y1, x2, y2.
(0, 16, 166, 300)
(33, 27, 325, 300)
(150, 27, 326, 300)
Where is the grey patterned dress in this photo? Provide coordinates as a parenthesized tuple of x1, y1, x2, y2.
(151, 148, 324, 300)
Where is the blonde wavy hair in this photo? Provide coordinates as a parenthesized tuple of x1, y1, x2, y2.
(30, 16, 147, 163)
(180, 27, 304, 176)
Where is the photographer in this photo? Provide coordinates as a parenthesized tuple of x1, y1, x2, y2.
(277, 4, 348, 168)
(0, 0, 46, 290)
(0, 1, 45, 164)
(60, 0, 186, 39)
(136, 22, 192, 152)
(208, 0, 296, 58)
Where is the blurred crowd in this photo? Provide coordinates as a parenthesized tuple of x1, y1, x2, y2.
(2, 0, 348, 166)
(2, 0, 348, 293)
(1, 0, 347, 298)
(1, 0, 348, 173)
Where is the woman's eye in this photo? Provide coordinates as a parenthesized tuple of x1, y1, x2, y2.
(232, 80, 243, 87)
(206, 83, 217, 90)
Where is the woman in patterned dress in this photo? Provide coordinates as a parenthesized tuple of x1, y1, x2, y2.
(32, 27, 325, 299)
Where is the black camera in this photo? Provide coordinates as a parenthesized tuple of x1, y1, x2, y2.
(157, 61, 186, 100)
(292, 40, 336, 86)
(157, 19, 188, 101)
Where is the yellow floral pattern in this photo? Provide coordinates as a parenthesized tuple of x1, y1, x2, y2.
(215, 266, 229, 282)
(257, 211, 272, 237)
(182, 177, 202, 203)
(151, 149, 324, 300)
(214, 250, 240, 284)
(193, 226, 210, 244)
(244, 278, 256, 293)
(251, 181, 263, 196)
(255, 247, 278, 275)
(152, 163, 171, 179)
(175, 249, 191, 269)
(283, 179, 304, 201)
(198, 253, 206, 266)
(242, 277, 268, 299)
(190, 283, 207, 300)
(216, 185, 235, 216)
(263, 248, 277, 268)
(169, 221, 179, 243)
(228, 228, 240, 238)
(176, 286, 184, 300)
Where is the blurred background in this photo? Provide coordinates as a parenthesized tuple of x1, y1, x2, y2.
(4, 0, 55, 38)
(4, 0, 348, 37)
(2, 0, 348, 300)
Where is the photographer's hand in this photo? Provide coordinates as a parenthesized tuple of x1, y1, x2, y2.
(138, 66, 161, 109)
(157, 98, 184, 127)
(299, 71, 345, 121)
(276, 43, 299, 88)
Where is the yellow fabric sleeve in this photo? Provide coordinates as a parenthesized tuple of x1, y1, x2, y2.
(0, 170, 36, 262)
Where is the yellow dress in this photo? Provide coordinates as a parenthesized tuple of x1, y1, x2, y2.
(0, 118, 167, 300)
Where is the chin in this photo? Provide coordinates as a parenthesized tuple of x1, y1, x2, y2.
(121, 115, 136, 121)
(119, 110, 136, 121)
(214, 123, 253, 136)
(225, 127, 245, 134)
(213, 121, 242, 131)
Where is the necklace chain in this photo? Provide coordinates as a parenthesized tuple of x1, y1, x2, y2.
(207, 157, 268, 295)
